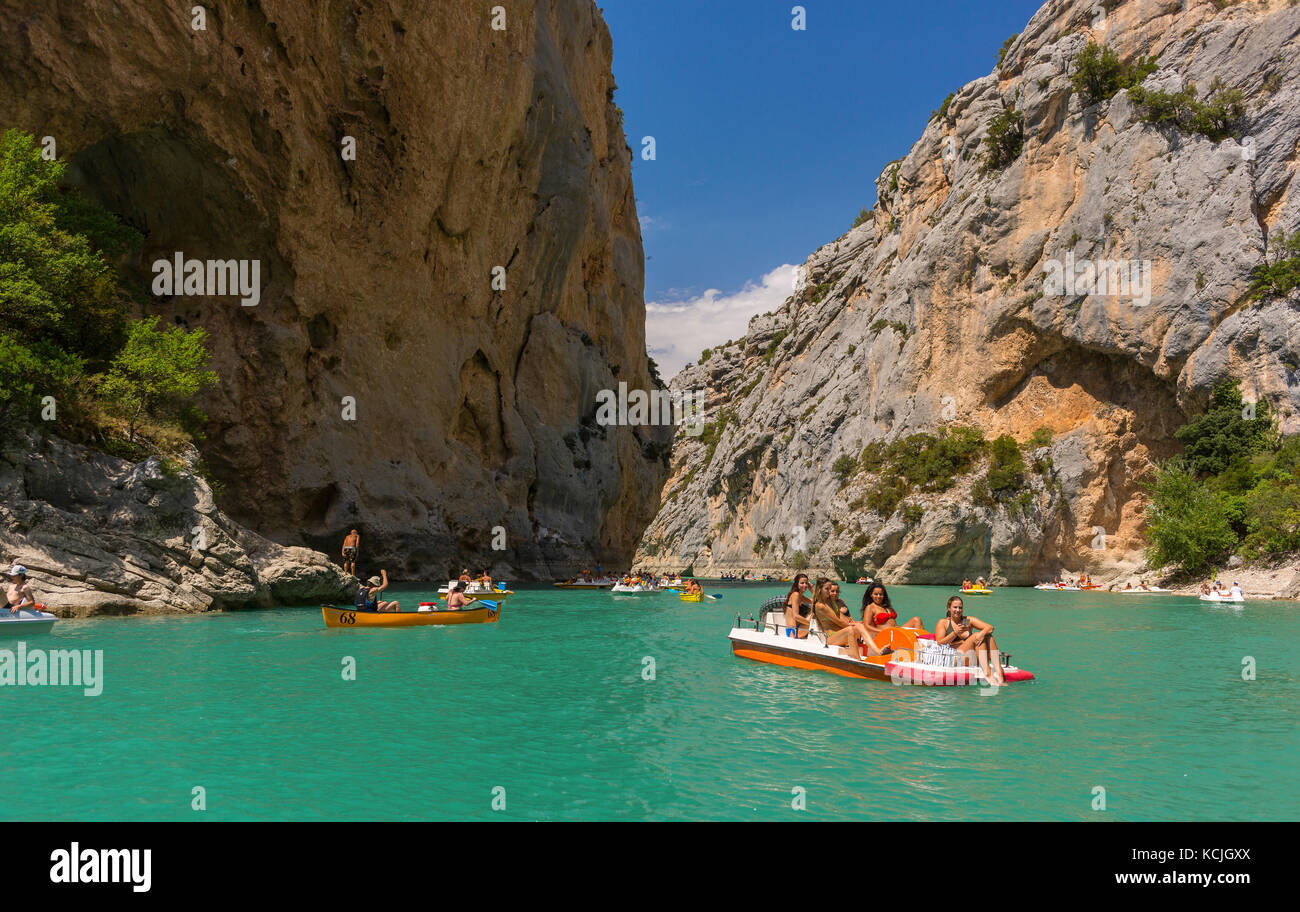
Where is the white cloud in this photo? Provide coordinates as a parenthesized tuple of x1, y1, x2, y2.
(646, 263, 799, 379)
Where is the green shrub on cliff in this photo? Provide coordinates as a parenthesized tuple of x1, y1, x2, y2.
(1127, 78, 1245, 141)
(984, 434, 1027, 501)
(1174, 379, 1275, 477)
(1145, 381, 1299, 570)
(0, 128, 217, 450)
(97, 317, 218, 443)
(1247, 231, 1300, 302)
(980, 107, 1024, 174)
(1145, 459, 1239, 573)
(1070, 42, 1158, 107)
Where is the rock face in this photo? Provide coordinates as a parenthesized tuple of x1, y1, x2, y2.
(0, 436, 353, 616)
(636, 0, 1300, 584)
(0, 0, 669, 579)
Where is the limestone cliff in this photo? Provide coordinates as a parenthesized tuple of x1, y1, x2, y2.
(0, 0, 669, 580)
(1, 435, 353, 616)
(636, 0, 1300, 584)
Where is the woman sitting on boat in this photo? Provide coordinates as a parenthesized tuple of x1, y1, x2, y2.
(934, 596, 1004, 685)
(860, 581, 922, 631)
(446, 581, 476, 610)
(812, 580, 885, 660)
(783, 574, 813, 638)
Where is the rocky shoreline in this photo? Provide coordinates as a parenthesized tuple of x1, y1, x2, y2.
(0, 436, 352, 617)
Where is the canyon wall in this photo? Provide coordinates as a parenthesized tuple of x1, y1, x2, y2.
(0, 0, 669, 580)
(636, 0, 1300, 584)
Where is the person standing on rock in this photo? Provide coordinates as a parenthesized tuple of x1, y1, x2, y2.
(3, 564, 37, 614)
(341, 529, 360, 577)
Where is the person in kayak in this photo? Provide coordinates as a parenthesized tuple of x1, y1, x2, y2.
(934, 595, 1004, 685)
(783, 574, 813, 638)
(341, 530, 360, 577)
(813, 580, 885, 660)
(3, 564, 37, 614)
(860, 581, 922, 631)
(355, 570, 400, 612)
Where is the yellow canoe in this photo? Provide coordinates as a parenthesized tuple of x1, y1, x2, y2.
(322, 603, 500, 628)
(679, 593, 704, 602)
(960, 587, 993, 595)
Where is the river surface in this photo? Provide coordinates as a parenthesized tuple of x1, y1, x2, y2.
(1, 583, 1295, 820)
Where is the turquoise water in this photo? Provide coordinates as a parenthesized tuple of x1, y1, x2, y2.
(1, 583, 1296, 821)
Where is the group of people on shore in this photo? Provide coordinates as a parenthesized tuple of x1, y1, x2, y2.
(781, 575, 1007, 685)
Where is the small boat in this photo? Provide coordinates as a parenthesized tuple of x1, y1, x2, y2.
(679, 593, 703, 602)
(0, 606, 58, 635)
(1034, 584, 1080, 591)
(855, 577, 869, 584)
(960, 587, 993, 595)
(436, 580, 513, 599)
(1199, 592, 1244, 603)
(728, 599, 1033, 685)
(611, 583, 656, 593)
(1116, 587, 1173, 594)
(553, 579, 615, 589)
(322, 601, 500, 628)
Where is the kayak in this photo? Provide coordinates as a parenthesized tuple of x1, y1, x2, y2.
(0, 606, 57, 635)
(679, 593, 704, 602)
(729, 599, 1033, 686)
(322, 601, 500, 628)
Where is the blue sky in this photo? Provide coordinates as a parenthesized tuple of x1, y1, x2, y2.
(600, 0, 1047, 375)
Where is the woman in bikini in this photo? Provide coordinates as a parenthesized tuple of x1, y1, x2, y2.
(813, 580, 885, 661)
(860, 581, 922, 633)
(783, 573, 813, 638)
(933, 595, 1005, 685)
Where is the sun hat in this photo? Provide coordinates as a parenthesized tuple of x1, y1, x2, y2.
(367, 575, 381, 586)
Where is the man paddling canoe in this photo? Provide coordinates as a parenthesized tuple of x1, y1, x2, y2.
(355, 569, 400, 613)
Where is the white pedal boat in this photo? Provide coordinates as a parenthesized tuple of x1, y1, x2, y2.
(1199, 592, 1244, 603)
(728, 601, 1033, 686)
(1117, 587, 1173, 594)
(435, 580, 512, 599)
(0, 607, 58, 634)
(1034, 584, 1080, 591)
(611, 584, 656, 593)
